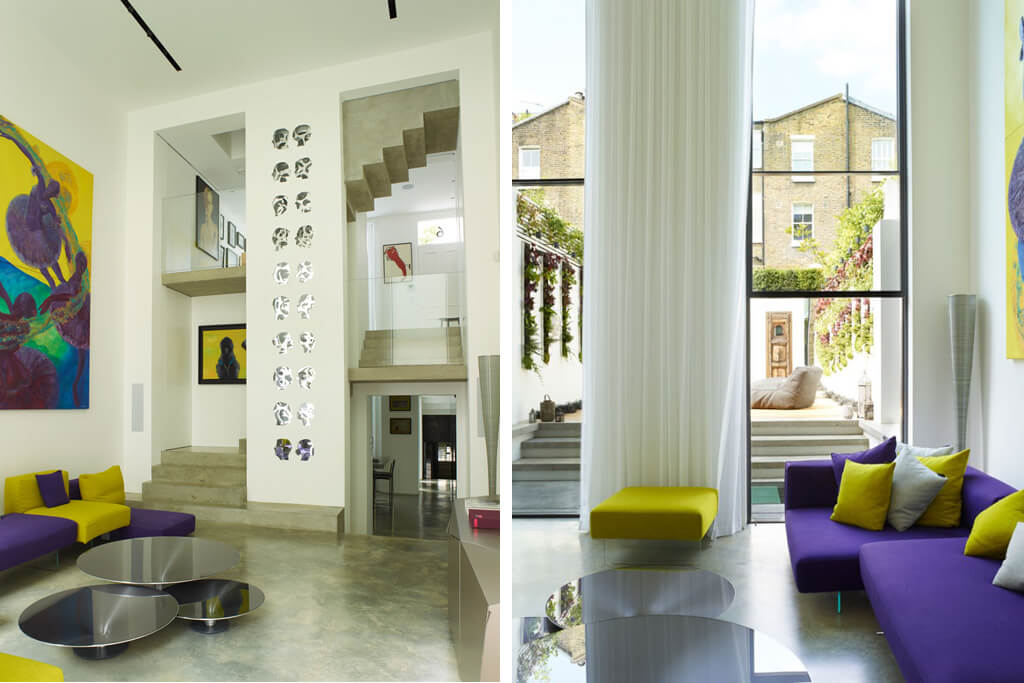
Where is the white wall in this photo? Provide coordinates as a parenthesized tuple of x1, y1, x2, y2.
(124, 30, 498, 515)
(380, 396, 421, 495)
(191, 294, 247, 447)
(0, 11, 128, 506)
(907, 0, 973, 450)
(968, 0, 1024, 487)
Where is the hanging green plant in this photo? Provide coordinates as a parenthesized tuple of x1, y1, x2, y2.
(561, 263, 576, 358)
(541, 253, 559, 364)
(522, 244, 541, 371)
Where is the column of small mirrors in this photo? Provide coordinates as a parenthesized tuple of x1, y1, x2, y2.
(270, 124, 316, 462)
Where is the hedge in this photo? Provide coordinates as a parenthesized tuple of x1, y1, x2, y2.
(752, 267, 824, 292)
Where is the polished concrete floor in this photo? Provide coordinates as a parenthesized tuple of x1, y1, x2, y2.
(0, 523, 458, 681)
(506, 518, 904, 683)
(373, 479, 454, 541)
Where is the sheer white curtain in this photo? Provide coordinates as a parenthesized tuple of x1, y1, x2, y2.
(580, 0, 752, 536)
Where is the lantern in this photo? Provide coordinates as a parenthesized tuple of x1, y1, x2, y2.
(857, 370, 872, 419)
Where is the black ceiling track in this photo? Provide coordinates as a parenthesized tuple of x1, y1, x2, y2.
(120, 0, 182, 72)
(387, 0, 397, 19)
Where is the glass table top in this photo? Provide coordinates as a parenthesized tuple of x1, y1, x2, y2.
(517, 614, 811, 683)
(78, 536, 240, 586)
(544, 568, 736, 628)
(19, 584, 178, 649)
(165, 579, 265, 621)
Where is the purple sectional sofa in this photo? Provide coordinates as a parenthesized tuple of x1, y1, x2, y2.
(69, 478, 195, 539)
(786, 458, 1022, 682)
(0, 513, 77, 572)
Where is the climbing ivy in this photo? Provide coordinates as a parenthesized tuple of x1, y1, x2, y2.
(522, 244, 541, 371)
(561, 263, 576, 358)
(517, 190, 583, 260)
(541, 253, 559, 364)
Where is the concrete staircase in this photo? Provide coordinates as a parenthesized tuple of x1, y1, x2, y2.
(751, 419, 868, 487)
(143, 441, 247, 509)
(344, 105, 459, 221)
(358, 327, 463, 368)
(511, 422, 581, 516)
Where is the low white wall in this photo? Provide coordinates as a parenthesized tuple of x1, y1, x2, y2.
(381, 395, 422, 495)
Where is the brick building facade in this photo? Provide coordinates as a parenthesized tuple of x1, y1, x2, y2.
(753, 94, 897, 269)
(512, 93, 585, 230)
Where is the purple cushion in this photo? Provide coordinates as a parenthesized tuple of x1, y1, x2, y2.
(108, 507, 196, 540)
(35, 471, 68, 508)
(785, 506, 968, 593)
(0, 513, 77, 571)
(830, 436, 897, 485)
(69, 477, 81, 500)
(862, 538, 1024, 683)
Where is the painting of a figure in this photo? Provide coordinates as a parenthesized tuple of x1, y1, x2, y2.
(1006, 1, 1024, 357)
(0, 116, 92, 409)
(198, 324, 246, 384)
(195, 176, 219, 261)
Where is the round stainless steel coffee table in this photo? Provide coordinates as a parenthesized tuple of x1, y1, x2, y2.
(78, 536, 240, 589)
(516, 614, 811, 683)
(544, 568, 736, 628)
(164, 579, 266, 634)
(19, 584, 178, 659)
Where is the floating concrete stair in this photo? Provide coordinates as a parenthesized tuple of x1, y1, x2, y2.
(358, 327, 463, 367)
(345, 105, 459, 219)
(159, 446, 245, 469)
(512, 422, 581, 516)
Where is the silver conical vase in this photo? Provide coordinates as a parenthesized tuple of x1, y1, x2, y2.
(478, 355, 500, 497)
(948, 294, 977, 452)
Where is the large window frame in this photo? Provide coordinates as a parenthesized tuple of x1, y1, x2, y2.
(745, 0, 908, 524)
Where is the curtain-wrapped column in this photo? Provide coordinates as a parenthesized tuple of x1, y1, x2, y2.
(580, 0, 753, 536)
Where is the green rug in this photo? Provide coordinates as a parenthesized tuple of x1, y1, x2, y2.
(752, 485, 782, 505)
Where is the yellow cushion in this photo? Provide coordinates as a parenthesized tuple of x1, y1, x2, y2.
(3, 471, 69, 515)
(0, 652, 63, 682)
(590, 486, 718, 541)
(78, 465, 125, 504)
(965, 489, 1024, 559)
(916, 449, 970, 527)
(831, 460, 896, 531)
(26, 500, 130, 543)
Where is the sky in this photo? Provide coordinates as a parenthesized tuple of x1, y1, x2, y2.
(503, 0, 898, 122)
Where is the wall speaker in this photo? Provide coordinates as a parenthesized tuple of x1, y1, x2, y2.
(131, 383, 144, 432)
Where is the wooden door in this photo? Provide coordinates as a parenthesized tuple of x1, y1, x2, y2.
(766, 312, 792, 378)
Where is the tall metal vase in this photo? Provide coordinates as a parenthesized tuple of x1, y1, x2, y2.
(478, 355, 500, 498)
(948, 294, 977, 452)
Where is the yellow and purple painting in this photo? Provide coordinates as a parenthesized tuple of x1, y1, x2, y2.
(0, 116, 92, 408)
(198, 324, 246, 384)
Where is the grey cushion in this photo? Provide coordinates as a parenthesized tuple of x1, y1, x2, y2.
(896, 442, 954, 459)
(886, 451, 948, 531)
(993, 522, 1024, 592)
(750, 366, 822, 410)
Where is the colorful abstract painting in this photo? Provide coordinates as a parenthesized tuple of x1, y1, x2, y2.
(0, 116, 92, 408)
(198, 324, 246, 384)
(1006, 1, 1024, 358)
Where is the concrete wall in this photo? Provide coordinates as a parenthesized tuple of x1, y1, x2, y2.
(967, 0, 1024, 487)
(0, 9, 128, 506)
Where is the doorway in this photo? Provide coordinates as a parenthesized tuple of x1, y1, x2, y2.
(370, 393, 456, 540)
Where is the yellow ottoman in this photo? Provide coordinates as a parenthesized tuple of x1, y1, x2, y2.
(590, 487, 718, 542)
(0, 653, 63, 681)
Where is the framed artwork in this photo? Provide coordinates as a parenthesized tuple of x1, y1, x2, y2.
(383, 242, 413, 283)
(198, 324, 247, 384)
(227, 221, 237, 248)
(195, 176, 220, 261)
(237, 231, 247, 251)
(227, 249, 239, 267)
(221, 247, 228, 267)
(0, 115, 93, 409)
(389, 395, 411, 412)
(389, 417, 412, 435)
(1007, 0, 1024, 357)
(219, 214, 225, 239)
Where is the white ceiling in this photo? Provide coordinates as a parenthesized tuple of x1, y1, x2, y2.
(369, 152, 457, 217)
(12, 0, 495, 110)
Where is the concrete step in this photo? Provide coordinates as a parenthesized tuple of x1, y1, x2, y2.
(365, 328, 461, 341)
(141, 500, 343, 534)
(751, 453, 835, 483)
(238, 438, 247, 454)
(358, 358, 465, 368)
(750, 434, 868, 457)
(535, 422, 582, 437)
(152, 463, 246, 487)
(142, 480, 247, 508)
(511, 480, 580, 516)
(511, 458, 581, 481)
(750, 419, 863, 437)
(520, 438, 581, 458)
(161, 446, 246, 468)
